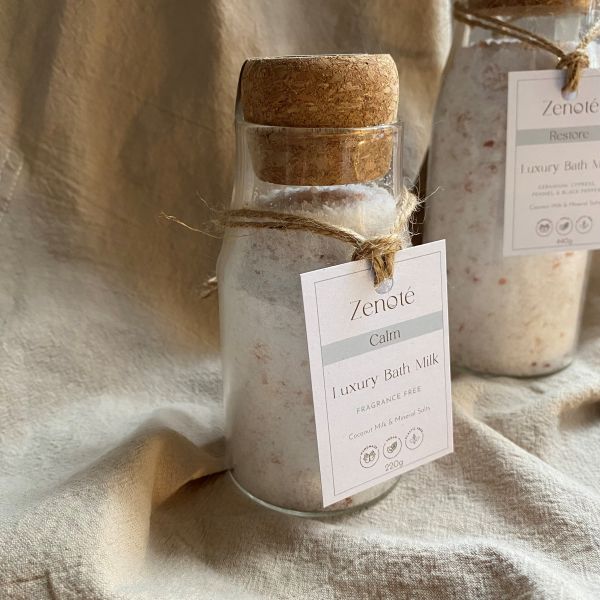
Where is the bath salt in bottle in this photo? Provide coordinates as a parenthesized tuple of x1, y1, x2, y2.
(425, 0, 597, 376)
(218, 55, 407, 515)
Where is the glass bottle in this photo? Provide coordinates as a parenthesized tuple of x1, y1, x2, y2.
(217, 55, 407, 515)
(424, 0, 597, 377)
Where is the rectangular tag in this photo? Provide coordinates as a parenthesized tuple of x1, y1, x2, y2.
(504, 69, 600, 256)
(300, 240, 453, 507)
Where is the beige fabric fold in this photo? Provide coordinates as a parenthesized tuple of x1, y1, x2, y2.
(1, 0, 600, 598)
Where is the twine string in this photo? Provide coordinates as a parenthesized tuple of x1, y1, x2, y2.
(161, 190, 419, 288)
(454, 3, 600, 93)
(223, 190, 418, 286)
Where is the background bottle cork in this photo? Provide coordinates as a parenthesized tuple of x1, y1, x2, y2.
(239, 54, 399, 186)
(466, 0, 590, 12)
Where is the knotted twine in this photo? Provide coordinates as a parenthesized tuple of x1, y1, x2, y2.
(454, 3, 600, 93)
(161, 189, 419, 291)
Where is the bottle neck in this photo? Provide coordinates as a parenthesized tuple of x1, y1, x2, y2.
(232, 120, 403, 208)
(456, 6, 599, 47)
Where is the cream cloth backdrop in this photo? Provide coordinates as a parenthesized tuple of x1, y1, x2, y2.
(1, 1, 600, 598)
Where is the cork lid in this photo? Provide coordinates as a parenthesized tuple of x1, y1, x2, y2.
(466, 0, 590, 11)
(239, 54, 400, 186)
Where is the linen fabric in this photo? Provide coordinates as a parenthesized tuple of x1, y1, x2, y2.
(1, 1, 600, 598)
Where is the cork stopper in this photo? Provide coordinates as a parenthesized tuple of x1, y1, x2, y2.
(467, 0, 590, 11)
(239, 54, 399, 186)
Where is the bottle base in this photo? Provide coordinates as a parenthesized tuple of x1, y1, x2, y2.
(228, 471, 399, 518)
(453, 355, 574, 378)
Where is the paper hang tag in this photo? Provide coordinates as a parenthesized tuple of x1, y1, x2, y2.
(300, 240, 453, 508)
(504, 69, 600, 256)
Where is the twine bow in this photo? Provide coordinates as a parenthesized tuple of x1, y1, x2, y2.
(557, 49, 590, 94)
(454, 4, 600, 93)
(161, 189, 419, 288)
(223, 190, 418, 286)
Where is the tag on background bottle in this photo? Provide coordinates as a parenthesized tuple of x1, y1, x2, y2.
(504, 69, 600, 256)
(300, 240, 453, 508)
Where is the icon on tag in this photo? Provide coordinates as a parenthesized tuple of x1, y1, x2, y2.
(535, 219, 553, 237)
(576, 215, 593, 234)
(359, 445, 379, 468)
(556, 217, 573, 235)
(383, 436, 401, 459)
(405, 427, 424, 450)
